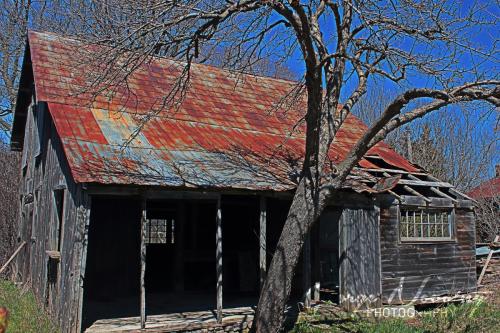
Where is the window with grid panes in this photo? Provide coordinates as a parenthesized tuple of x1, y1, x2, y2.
(145, 217, 175, 244)
(399, 207, 453, 241)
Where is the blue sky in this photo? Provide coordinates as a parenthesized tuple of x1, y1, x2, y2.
(2, 0, 498, 177)
(271, 0, 499, 177)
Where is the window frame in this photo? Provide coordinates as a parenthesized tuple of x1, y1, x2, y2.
(53, 187, 66, 251)
(145, 213, 175, 245)
(398, 205, 455, 243)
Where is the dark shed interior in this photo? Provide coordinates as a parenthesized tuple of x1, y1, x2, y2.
(81, 195, 304, 330)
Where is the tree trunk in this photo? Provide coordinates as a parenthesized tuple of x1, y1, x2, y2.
(251, 177, 328, 333)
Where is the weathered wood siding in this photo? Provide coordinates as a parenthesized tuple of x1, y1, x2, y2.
(379, 202, 476, 304)
(325, 193, 382, 310)
(15, 100, 88, 333)
(338, 205, 382, 310)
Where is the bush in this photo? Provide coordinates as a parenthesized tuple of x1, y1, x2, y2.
(0, 144, 20, 278)
(0, 279, 58, 333)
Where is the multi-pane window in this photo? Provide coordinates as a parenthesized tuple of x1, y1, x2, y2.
(145, 217, 175, 244)
(399, 207, 453, 241)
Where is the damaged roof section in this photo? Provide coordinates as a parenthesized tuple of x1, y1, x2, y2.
(14, 31, 431, 192)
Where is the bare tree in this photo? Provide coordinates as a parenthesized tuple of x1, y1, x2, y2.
(475, 195, 499, 243)
(0, 143, 20, 277)
(11, 1, 500, 332)
(0, 0, 93, 135)
(354, 87, 497, 192)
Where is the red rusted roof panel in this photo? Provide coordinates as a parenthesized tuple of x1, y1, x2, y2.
(29, 31, 419, 189)
(467, 177, 500, 199)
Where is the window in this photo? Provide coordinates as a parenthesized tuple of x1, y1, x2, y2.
(399, 207, 453, 241)
(53, 188, 65, 251)
(145, 217, 175, 244)
(34, 103, 46, 158)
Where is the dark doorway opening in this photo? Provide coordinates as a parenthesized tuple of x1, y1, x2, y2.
(318, 208, 341, 303)
(81, 196, 142, 331)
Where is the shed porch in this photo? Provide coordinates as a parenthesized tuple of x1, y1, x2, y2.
(80, 191, 310, 331)
(85, 306, 255, 333)
(79, 188, 383, 332)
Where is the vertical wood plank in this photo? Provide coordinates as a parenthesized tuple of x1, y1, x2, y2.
(375, 204, 383, 308)
(339, 206, 381, 311)
(303, 233, 311, 308)
(312, 224, 321, 302)
(140, 198, 147, 329)
(216, 196, 223, 323)
(76, 192, 91, 333)
(259, 196, 267, 289)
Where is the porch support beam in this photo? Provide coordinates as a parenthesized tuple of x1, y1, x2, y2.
(403, 185, 432, 203)
(259, 196, 267, 289)
(430, 187, 458, 203)
(312, 224, 320, 303)
(216, 195, 223, 323)
(303, 233, 311, 308)
(75, 191, 91, 333)
(140, 198, 147, 329)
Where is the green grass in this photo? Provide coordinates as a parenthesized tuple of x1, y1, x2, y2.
(292, 300, 500, 333)
(0, 279, 58, 333)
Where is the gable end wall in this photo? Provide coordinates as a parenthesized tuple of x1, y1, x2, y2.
(15, 100, 88, 333)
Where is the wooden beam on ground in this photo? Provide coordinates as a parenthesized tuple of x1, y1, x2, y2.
(216, 195, 223, 323)
(478, 235, 500, 285)
(259, 196, 267, 289)
(140, 198, 147, 329)
(0, 241, 26, 275)
(303, 234, 311, 308)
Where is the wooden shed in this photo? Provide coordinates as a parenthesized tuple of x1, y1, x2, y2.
(10, 31, 477, 333)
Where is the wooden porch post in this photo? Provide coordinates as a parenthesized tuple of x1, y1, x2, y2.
(313, 224, 321, 302)
(303, 233, 311, 308)
(140, 198, 147, 329)
(75, 192, 91, 333)
(216, 196, 223, 323)
(259, 196, 267, 289)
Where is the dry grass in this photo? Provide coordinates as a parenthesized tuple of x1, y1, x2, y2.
(292, 297, 500, 333)
(0, 279, 58, 333)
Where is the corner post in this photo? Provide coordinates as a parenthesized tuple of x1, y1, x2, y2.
(216, 195, 223, 323)
(75, 191, 91, 333)
(259, 196, 267, 289)
(312, 224, 321, 303)
(140, 197, 147, 329)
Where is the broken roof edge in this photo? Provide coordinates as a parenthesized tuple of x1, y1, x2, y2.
(354, 166, 475, 204)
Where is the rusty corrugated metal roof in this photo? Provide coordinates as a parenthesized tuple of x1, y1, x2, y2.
(467, 177, 500, 199)
(26, 30, 420, 190)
